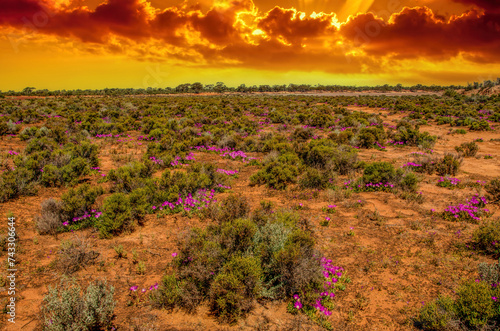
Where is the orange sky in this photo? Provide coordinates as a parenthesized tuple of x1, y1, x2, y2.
(0, 0, 499, 90)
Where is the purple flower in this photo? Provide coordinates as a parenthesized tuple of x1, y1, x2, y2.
(130, 286, 138, 291)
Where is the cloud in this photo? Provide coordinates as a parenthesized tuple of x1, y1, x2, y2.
(340, 7, 500, 62)
(452, 0, 500, 13)
(256, 7, 337, 45)
(0, 0, 47, 24)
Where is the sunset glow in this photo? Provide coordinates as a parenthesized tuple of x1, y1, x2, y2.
(0, 0, 499, 90)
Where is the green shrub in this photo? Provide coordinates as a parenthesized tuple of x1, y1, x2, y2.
(454, 281, 498, 328)
(356, 127, 386, 148)
(154, 210, 324, 323)
(97, 193, 134, 238)
(60, 157, 90, 185)
(435, 154, 462, 176)
(486, 178, 500, 204)
(292, 127, 313, 141)
(41, 279, 115, 330)
(391, 122, 436, 148)
(209, 255, 262, 323)
(159, 167, 215, 200)
(151, 273, 183, 310)
(206, 194, 250, 224)
(417, 295, 457, 331)
(67, 141, 100, 167)
(455, 141, 479, 157)
(473, 219, 500, 254)
(299, 168, 329, 189)
(19, 127, 39, 141)
(362, 162, 396, 185)
(0, 167, 39, 202)
(328, 129, 354, 145)
(397, 171, 420, 192)
(128, 188, 151, 221)
(61, 184, 104, 221)
(305, 145, 335, 168)
(40, 164, 62, 187)
(25, 137, 57, 154)
(250, 159, 300, 190)
(329, 147, 359, 175)
(107, 161, 154, 193)
(220, 218, 257, 254)
(273, 229, 323, 299)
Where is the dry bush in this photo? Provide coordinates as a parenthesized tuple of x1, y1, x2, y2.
(204, 194, 250, 224)
(57, 236, 99, 274)
(36, 198, 66, 235)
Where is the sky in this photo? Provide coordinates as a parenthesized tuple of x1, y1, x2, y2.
(0, 0, 499, 90)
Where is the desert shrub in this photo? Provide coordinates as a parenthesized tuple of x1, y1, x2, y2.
(305, 145, 335, 168)
(252, 221, 292, 285)
(206, 194, 250, 224)
(97, 193, 134, 238)
(68, 141, 100, 167)
(208, 255, 262, 323)
(57, 237, 99, 274)
(418, 279, 500, 330)
(362, 162, 396, 185)
(417, 295, 457, 331)
(41, 279, 115, 330)
(292, 127, 313, 141)
(159, 168, 214, 201)
(478, 259, 500, 285)
(188, 163, 226, 187)
(391, 122, 436, 148)
(250, 152, 301, 190)
(217, 134, 237, 149)
(453, 128, 467, 134)
(397, 171, 420, 192)
(61, 184, 104, 221)
(40, 164, 62, 187)
(128, 187, 151, 221)
(435, 154, 462, 176)
(328, 129, 354, 145)
(107, 161, 154, 193)
(151, 273, 184, 310)
(220, 218, 257, 255)
(473, 219, 500, 254)
(272, 229, 323, 299)
(455, 141, 479, 158)
(486, 178, 500, 204)
(307, 113, 333, 127)
(0, 168, 39, 202)
(454, 280, 499, 328)
(356, 127, 386, 148)
(328, 147, 359, 175)
(19, 127, 39, 141)
(250, 200, 275, 226)
(411, 155, 438, 175)
(154, 210, 326, 323)
(299, 168, 329, 189)
(36, 198, 66, 235)
(60, 157, 90, 185)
